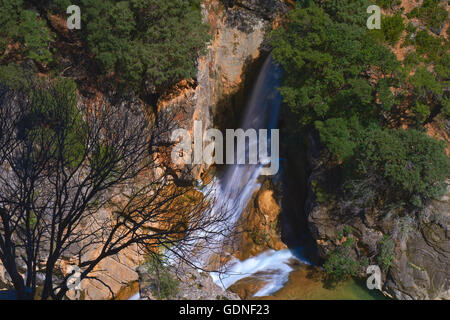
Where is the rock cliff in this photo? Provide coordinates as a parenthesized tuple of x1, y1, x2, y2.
(0, 0, 288, 300)
(138, 261, 240, 300)
(305, 135, 450, 300)
(81, 0, 288, 299)
(158, 0, 288, 179)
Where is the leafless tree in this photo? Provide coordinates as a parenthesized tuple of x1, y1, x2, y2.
(0, 79, 232, 300)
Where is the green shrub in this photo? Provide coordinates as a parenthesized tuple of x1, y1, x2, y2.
(324, 253, 360, 283)
(378, 235, 395, 272)
(376, 0, 401, 9)
(370, 13, 405, 46)
(18, 10, 54, 64)
(153, 269, 179, 300)
(315, 117, 363, 161)
(408, 67, 443, 122)
(410, 67, 441, 94)
(442, 99, 450, 119)
(380, 13, 405, 46)
(0, 64, 34, 90)
(324, 228, 360, 284)
(311, 179, 330, 204)
(50, 0, 72, 13)
(402, 51, 423, 71)
(355, 128, 450, 207)
(413, 30, 445, 60)
(435, 53, 450, 80)
(412, 102, 431, 123)
(322, 0, 373, 25)
(144, 255, 179, 300)
(407, 0, 448, 31)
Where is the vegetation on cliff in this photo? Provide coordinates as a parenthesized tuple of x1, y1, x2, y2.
(354, 128, 449, 208)
(78, 0, 210, 92)
(0, 0, 54, 65)
(272, 0, 449, 284)
(142, 254, 180, 300)
(271, 0, 449, 209)
(0, 0, 210, 95)
(323, 227, 363, 284)
(0, 0, 214, 300)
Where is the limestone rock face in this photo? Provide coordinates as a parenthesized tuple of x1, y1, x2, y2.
(157, 0, 288, 180)
(0, 0, 288, 300)
(305, 135, 450, 300)
(77, 248, 140, 300)
(237, 180, 287, 260)
(385, 191, 450, 300)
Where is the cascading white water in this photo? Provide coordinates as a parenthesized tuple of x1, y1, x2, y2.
(130, 55, 307, 300)
(189, 54, 283, 266)
(201, 55, 310, 296)
(211, 249, 310, 297)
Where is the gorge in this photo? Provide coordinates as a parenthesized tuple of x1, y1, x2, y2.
(0, 0, 448, 301)
(137, 0, 449, 301)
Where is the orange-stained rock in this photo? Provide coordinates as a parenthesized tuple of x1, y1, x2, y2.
(236, 180, 287, 260)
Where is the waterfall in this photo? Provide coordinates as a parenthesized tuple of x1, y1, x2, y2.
(205, 55, 312, 297)
(211, 249, 311, 297)
(186, 55, 304, 296)
(186, 54, 283, 265)
(132, 55, 308, 300)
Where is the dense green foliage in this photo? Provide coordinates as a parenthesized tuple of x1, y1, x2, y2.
(270, 2, 401, 127)
(407, 0, 448, 31)
(80, 0, 210, 91)
(0, 0, 54, 65)
(0, 0, 210, 96)
(409, 30, 448, 62)
(378, 235, 395, 272)
(409, 67, 443, 123)
(402, 17, 449, 121)
(355, 128, 449, 207)
(375, 0, 401, 9)
(272, 0, 449, 211)
(315, 117, 365, 162)
(370, 13, 405, 45)
(0, 64, 34, 89)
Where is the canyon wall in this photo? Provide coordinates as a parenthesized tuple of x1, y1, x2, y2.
(80, 0, 289, 300)
(0, 0, 289, 300)
(158, 0, 288, 179)
(305, 135, 450, 300)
